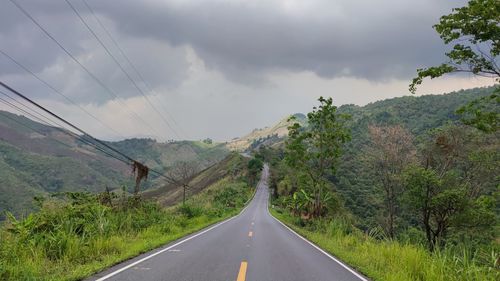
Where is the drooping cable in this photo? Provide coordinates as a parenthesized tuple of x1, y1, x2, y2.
(0, 48, 126, 140)
(0, 93, 127, 162)
(65, 0, 180, 139)
(0, 80, 178, 183)
(8, 0, 163, 139)
(82, 0, 189, 139)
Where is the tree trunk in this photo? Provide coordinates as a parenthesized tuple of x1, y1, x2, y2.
(388, 206, 395, 239)
(134, 177, 141, 196)
(423, 211, 434, 251)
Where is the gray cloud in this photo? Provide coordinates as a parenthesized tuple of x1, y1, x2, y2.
(1, 0, 465, 90)
(2, 0, 488, 141)
(0, 0, 189, 103)
(91, 0, 462, 82)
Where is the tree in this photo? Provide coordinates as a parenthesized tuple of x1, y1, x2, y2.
(410, 0, 500, 93)
(404, 167, 467, 251)
(285, 97, 351, 218)
(456, 87, 499, 133)
(404, 125, 497, 251)
(247, 157, 264, 186)
(409, 0, 499, 133)
(169, 161, 199, 205)
(367, 125, 416, 238)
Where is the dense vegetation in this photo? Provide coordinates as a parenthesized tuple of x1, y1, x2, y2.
(335, 86, 498, 229)
(263, 86, 499, 280)
(272, 210, 498, 281)
(0, 154, 254, 280)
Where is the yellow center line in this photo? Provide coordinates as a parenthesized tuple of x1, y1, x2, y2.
(248, 231, 253, 237)
(236, 261, 248, 281)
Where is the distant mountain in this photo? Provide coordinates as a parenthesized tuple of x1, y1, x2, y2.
(0, 111, 229, 218)
(226, 113, 307, 151)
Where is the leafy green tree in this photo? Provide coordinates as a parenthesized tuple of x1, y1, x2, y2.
(456, 87, 499, 133)
(410, 0, 499, 93)
(404, 125, 497, 251)
(247, 157, 264, 186)
(285, 97, 351, 217)
(404, 167, 467, 251)
(409, 0, 499, 132)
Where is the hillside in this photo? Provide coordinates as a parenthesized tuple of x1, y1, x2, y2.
(226, 87, 491, 153)
(226, 113, 306, 151)
(251, 86, 497, 228)
(142, 152, 250, 206)
(334, 86, 497, 227)
(0, 111, 229, 218)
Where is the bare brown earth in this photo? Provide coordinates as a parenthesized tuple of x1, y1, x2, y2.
(142, 153, 248, 207)
(226, 114, 305, 152)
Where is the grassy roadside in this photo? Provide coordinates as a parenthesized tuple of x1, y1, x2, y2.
(270, 208, 499, 281)
(0, 176, 254, 281)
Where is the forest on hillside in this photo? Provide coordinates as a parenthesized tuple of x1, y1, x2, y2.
(259, 85, 499, 279)
(0, 111, 229, 218)
(335, 86, 497, 230)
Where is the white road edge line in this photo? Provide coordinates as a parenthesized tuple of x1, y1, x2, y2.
(95, 201, 253, 281)
(269, 209, 369, 281)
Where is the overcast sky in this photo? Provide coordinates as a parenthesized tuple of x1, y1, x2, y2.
(0, 0, 496, 141)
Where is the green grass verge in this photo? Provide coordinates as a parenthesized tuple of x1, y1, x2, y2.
(0, 178, 253, 281)
(270, 208, 499, 281)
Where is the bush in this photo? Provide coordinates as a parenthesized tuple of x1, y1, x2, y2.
(213, 183, 250, 208)
(178, 204, 203, 218)
(273, 210, 500, 281)
(0, 173, 254, 281)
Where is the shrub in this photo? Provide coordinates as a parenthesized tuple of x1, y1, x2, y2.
(213, 183, 250, 208)
(0, 175, 253, 280)
(178, 204, 203, 219)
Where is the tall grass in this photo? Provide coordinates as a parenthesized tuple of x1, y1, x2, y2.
(0, 178, 253, 281)
(271, 208, 499, 281)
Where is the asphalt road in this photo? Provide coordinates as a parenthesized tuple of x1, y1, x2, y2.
(88, 164, 368, 281)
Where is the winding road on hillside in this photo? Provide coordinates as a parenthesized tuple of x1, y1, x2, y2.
(88, 164, 368, 281)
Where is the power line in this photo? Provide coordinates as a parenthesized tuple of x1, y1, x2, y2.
(0, 109, 93, 157)
(1, 80, 134, 162)
(0, 80, 177, 183)
(0, 88, 130, 163)
(82, 0, 186, 138)
(0, 51, 156, 170)
(0, 101, 131, 189)
(0, 92, 127, 162)
(8, 0, 162, 139)
(0, 89, 71, 132)
(82, 0, 189, 139)
(0, 110, 68, 149)
(65, 0, 180, 139)
(0, 98, 121, 162)
(0, 85, 164, 179)
(0, 48, 126, 140)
